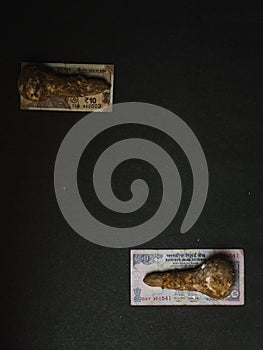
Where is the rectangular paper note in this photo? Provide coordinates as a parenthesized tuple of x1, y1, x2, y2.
(19, 62, 114, 112)
(130, 249, 244, 306)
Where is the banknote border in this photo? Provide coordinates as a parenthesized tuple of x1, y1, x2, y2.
(130, 248, 245, 307)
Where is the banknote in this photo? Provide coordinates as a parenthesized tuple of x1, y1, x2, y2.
(131, 249, 244, 306)
(19, 62, 114, 112)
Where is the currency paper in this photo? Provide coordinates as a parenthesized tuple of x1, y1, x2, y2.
(19, 62, 114, 112)
(131, 249, 244, 306)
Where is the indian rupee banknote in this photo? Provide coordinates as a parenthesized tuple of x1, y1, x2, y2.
(19, 62, 114, 112)
(131, 249, 244, 306)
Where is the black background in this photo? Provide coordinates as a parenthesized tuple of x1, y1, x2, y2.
(3, 2, 263, 349)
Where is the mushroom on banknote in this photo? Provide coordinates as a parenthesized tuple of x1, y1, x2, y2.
(18, 63, 110, 101)
(143, 256, 235, 299)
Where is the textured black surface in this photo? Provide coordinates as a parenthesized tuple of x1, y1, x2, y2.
(3, 3, 263, 349)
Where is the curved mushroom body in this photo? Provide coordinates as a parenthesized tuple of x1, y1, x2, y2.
(18, 64, 110, 101)
(143, 257, 235, 299)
